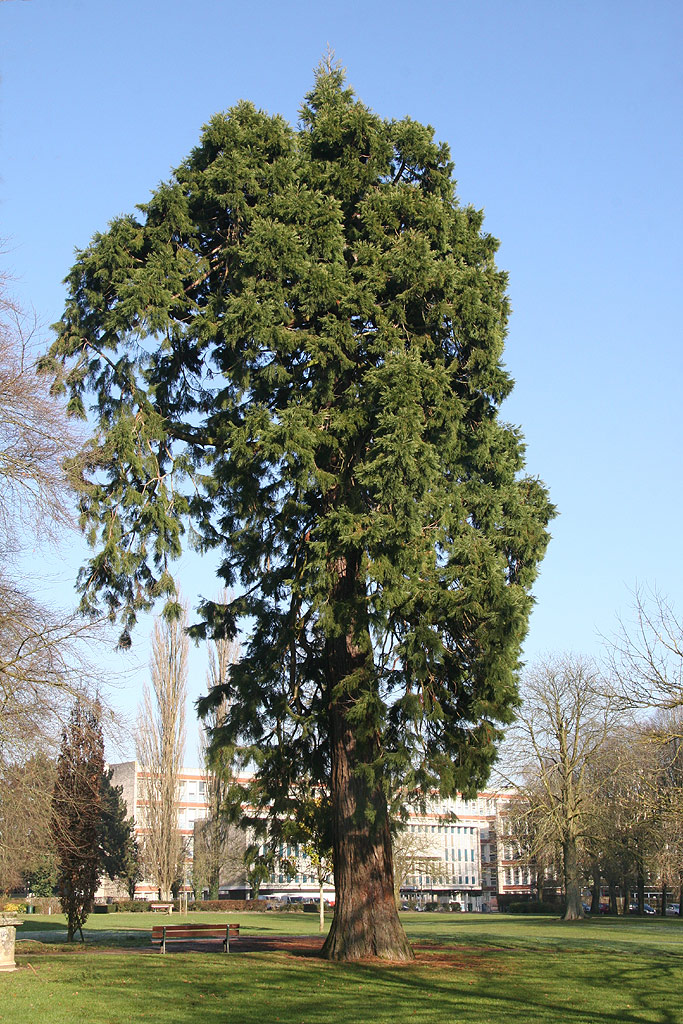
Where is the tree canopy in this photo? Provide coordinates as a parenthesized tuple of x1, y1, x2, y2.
(44, 62, 553, 959)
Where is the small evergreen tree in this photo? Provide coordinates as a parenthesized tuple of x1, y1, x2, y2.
(51, 700, 104, 941)
(98, 769, 141, 897)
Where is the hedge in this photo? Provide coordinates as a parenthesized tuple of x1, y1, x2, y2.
(508, 900, 565, 915)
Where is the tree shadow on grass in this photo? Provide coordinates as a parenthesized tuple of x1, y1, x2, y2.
(36, 944, 679, 1024)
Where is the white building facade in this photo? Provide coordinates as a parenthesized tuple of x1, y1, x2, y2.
(108, 761, 532, 908)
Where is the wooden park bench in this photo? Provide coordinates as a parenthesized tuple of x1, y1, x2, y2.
(151, 922, 240, 954)
(150, 903, 174, 914)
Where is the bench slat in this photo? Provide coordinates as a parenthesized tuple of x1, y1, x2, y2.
(152, 923, 240, 934)
(151, 922, 240, 953)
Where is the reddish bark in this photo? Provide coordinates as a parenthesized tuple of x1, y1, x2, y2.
(320, 556, 413, 962)
(322, 698, 413, 961)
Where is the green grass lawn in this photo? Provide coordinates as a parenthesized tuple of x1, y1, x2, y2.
(15, 908, 329, 949)
(4, 912, 682, 1024)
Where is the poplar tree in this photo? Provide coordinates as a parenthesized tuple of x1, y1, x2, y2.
(44, 61, 553, 960)
(135, 610, 187, 901)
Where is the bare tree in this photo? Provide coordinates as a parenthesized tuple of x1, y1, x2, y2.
(192, 819, 247, 900)
(196, 624, 241, 899)
(135, 607, 187, 901)
(0, 268, 109, 760)
(0, 583, 110, 763)
(0, 281, 79, 551)
(391, 823, 444, 906)
(502, 655, 621, 920)
(0, 752, 56, 893)
(637, 713, 683, 915)
(608, 586, 683, 729)
(500, 789, 563, 903)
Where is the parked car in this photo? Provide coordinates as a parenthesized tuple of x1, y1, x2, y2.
(628, 902, 656, 915)
(665, 903, 680, 916)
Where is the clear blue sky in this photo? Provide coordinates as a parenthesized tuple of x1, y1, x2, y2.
(2, 0, 681, 757)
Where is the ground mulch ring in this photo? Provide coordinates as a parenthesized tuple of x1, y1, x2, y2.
(227, 935, 510, 970)
(18, 934, 510, 970)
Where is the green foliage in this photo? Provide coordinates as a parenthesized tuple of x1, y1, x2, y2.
(114, 899, 149, 912)
(46, 63, 554, 912)
(508, 900, 564, 915)
(244, 845, 281, 900)
(97, 770, 141, 897)
(23, 857, 57, 897)
(50, 700, 105, 941)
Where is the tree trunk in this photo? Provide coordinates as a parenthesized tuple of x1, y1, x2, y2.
(621, 875, 629, 915)
(661, 883, 667, 917)
(321, 564, 413, 961)
(319, 552, 411, 958)
(608, 878, 618, 915)
(534, 867, 545, 902)
(319, 876, 325, 933)
(322, 697, 413, 960)
(636, 859, 645, 917)
(590, 859, 600, 913)
(562, 836, 583, 920)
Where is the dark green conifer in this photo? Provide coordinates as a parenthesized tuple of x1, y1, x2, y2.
(51, 701, 105, 941)
(45, 60, 553, 960)
(98, 769, 140, 897)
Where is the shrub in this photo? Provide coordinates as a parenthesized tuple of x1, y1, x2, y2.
(508, 900, 563, 915)
(114, 900, 149, 912)
(190, 899, 255, 913)
(497, 894, 536, 913)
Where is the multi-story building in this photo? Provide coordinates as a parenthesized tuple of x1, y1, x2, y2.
(394, 791, 531, 911)
(107, 761, 532, 908)
(108, 761, 218, 899)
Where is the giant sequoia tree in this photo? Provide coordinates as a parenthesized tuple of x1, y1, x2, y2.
(44, 64, 553, 960)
